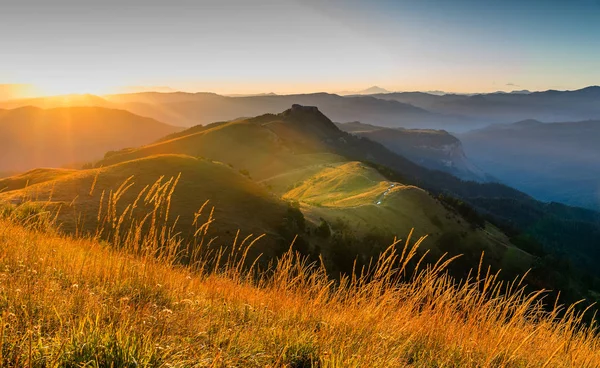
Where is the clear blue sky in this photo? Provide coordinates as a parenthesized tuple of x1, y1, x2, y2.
(1, 0, 599, 95)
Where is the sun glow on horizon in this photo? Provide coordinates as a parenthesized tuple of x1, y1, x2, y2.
(35, 80, 119, 97)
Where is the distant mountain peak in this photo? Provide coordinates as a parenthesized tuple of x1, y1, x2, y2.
(337, 86, 391, 95)
(575, 85, 600, 95)
(359, 86, 390, 94)
(424, 90, 448, 96)
(513, 119, 543, 126)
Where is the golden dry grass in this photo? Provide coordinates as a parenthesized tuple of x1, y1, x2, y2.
(0, 176, 599, 367)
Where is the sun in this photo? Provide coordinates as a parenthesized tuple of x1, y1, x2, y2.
(36, 80, 116, 97)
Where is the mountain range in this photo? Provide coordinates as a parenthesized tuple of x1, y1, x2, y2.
(0, 106, 180, 172)
(0, 92, 465, 130)
(2, 104, 599, 305)
(94, 106, 600, 293)
(371, 86, 600, 127)
(1, 86, 598, 133)
(0, 104, 523, 275)
(2, 86, 599, 213)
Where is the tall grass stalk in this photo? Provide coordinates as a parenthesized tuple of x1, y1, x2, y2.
(0, 175, 598, 366)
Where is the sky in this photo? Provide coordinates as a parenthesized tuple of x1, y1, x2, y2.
(1, 0, 599, 96)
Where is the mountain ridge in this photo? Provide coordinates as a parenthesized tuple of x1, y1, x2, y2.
(0, 91, 473, 130)
(338, 121, 491, 182)
(5, 85, 599, 132)
(0, 106, 181, 172)
(3, 104, 600, 306)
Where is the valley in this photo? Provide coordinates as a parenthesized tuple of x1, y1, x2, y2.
(0, 105, 533, 280)
(460, 119, 600, 211)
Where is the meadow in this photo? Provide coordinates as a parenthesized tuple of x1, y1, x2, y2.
(0, 177, 598, 367)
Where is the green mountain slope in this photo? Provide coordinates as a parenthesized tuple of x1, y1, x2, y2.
(89, 105, 533, 277)
(98, 108, 347, 180)
(266, 161, 528, 273)
(0, 168, 77, 192)
(0, 154, 290, 257)
(92, 105, 600, 298)
(4, 104, 599, 304)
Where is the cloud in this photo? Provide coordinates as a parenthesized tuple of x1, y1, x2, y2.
(506, 83, 519, 87)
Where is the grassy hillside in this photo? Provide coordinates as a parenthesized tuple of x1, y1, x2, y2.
(0, 154, 289, 257)
(281, 162, 389, 207)
(99, 118, 346, 181)
(0, 168, 77, 192)
(4, 104, 597, 304)
(0, 207, 598, 366)
(0, 104, 598, 365)
(0, 106, 180, 172)
(91, 106, 529, 276)
(270, 161, 529, 274)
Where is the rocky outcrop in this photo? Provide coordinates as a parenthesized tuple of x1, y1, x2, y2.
(338, 121, 491, 182)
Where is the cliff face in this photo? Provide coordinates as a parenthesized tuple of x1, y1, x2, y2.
(338, 122, 491, 182)
(417, 139, 489, 182)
